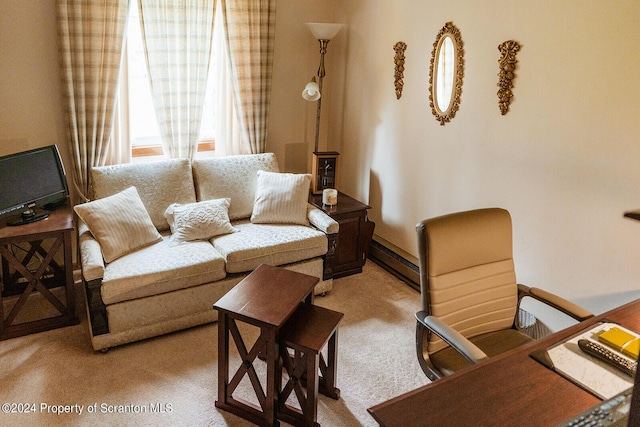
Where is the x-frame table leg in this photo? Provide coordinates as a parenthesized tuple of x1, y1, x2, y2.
(215, 313, 281, 426)
(228, 318, 267, 409)
(0, 236, 69, 329)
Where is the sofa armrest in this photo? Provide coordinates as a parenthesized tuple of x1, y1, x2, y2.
(78, 220, 110, 337)
(78, 220, 105, 282)
(307, 204, 339, 234)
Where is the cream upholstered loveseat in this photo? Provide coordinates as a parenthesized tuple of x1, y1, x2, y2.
(76, 153, 338, 352)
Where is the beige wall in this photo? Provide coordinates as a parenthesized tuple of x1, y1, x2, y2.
(264, 0, 640, 313)
(0, 1, 68, 164)
(267, 0, 342, 173)
(327, 0, 640, 312)
(2, 1, 639, 313)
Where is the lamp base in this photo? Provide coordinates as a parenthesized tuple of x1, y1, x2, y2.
(311, 151, 339, 195)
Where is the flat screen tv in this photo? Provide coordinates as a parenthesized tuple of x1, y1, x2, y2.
(0, 145, 69, 226)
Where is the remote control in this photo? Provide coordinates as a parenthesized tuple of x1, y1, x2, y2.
(578, 339, 637, 377)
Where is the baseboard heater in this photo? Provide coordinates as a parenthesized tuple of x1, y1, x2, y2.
(368, 240, 420, 291)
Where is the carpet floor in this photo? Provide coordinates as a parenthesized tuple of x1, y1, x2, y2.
(0, 260, 430, 426)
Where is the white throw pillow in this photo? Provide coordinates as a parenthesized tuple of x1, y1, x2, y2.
(74, 186, 162, 263)
(250, 171, 311, 225)
(164, 198, 237, 243)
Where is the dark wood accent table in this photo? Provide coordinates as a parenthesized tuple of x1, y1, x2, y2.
(212, 264, 318, 426)
(278, 303, 343, 426)
(624, 209, 640, 221)
(368, 298, 640, 427)
(0, 205, 78, 340)
(309, 191, 375, 279)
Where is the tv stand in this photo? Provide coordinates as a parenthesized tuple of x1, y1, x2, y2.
(8, 209, 50, 226)
(0, 204, 78, 339)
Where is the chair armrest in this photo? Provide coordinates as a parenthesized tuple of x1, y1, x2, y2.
(415, 311, 489, 364)
(518, 284, 593, 321)
(78, 220, 105, 282)
(307, 204, 339, 234)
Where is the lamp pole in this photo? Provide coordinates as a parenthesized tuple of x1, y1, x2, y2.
(314, 39, 330, 153)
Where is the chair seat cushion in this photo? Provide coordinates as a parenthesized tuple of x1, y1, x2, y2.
(430, 328, 533, 376)
(101, 235, 226, 305)
(212, 220, 327, 273)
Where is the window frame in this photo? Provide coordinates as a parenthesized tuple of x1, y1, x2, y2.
(122, 0, 217, 160)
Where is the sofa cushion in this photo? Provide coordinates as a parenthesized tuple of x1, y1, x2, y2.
(192, 153, 280, 220)
(212, 219, 327, 273)
(251, 171, 311, 226)
(165, 198, 237, 244)
(91, 158, 196, 231)
(105, 276, 241, 334)
(100, 235, 226, 305)
(74, 187, 162, 263)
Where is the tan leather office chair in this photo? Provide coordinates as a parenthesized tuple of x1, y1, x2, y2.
(415, 208, 593, 381)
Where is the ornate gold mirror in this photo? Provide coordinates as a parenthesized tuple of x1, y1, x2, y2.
(429, 22, 464, 125)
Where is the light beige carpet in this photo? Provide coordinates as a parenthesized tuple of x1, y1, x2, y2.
(0, 261, 430, 426)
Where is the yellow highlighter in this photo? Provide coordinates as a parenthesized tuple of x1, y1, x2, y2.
(598, 327, 640, 360)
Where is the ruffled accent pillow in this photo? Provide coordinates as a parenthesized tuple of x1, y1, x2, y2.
(165, 198, 237, 244)
(74, 186, 162, 263)
(250, 171, 311, 225)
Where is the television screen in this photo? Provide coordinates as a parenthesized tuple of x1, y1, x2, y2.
(0, 145, 69, 226)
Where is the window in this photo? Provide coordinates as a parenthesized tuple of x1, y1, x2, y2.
(122, 0, 218, 160)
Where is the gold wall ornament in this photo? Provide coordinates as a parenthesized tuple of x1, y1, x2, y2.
(497, 40, 521, 115)
(393, 41, 407, 100)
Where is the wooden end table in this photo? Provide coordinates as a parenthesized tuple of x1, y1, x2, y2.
(624, 209, 640, 221)
(212, 264, 319, 426)
(278, 303, 344, 426)
(0, 204, 78, 340)
(308, 191, 375, 279)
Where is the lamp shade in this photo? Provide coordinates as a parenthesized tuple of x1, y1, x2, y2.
(306, 23, 344, 41)
(302, 78, 321, 101)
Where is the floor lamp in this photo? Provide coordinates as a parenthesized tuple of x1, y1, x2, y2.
(302, 23, 344, 194)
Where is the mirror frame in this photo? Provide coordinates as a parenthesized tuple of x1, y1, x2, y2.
(429, 22, 464, 125)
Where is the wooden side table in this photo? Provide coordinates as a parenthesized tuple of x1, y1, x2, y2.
(278, 303, 344, 427)
(0, 204, 78, 340)
(624, 210, 640, 221)
(212, 264, 318, 426)
(309, 191, 375, 279)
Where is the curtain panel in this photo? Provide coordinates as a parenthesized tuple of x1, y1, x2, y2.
(56, 0, 129, 202)
(57, 0, 276, 172)
(138, 0, 216, 160)
(221, 0, 276, 154)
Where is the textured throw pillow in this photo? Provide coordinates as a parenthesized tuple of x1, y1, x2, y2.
(74, 186, 162, 263)
(164, 198, 237, 243)
(250, 171, 311, 225)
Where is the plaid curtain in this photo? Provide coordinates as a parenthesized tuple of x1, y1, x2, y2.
(221, 0, 276, 154)
(56, 0, 129, 202)
(138, 0, 216, 160)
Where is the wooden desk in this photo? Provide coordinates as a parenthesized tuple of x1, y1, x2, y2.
(368, 298, 640, 427)
(0, 205, 78, 339)
(212, 264, 318, 426)
(624, 209, 640, 221)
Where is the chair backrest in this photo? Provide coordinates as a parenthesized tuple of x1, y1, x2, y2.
(416, 208, 518, 353)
